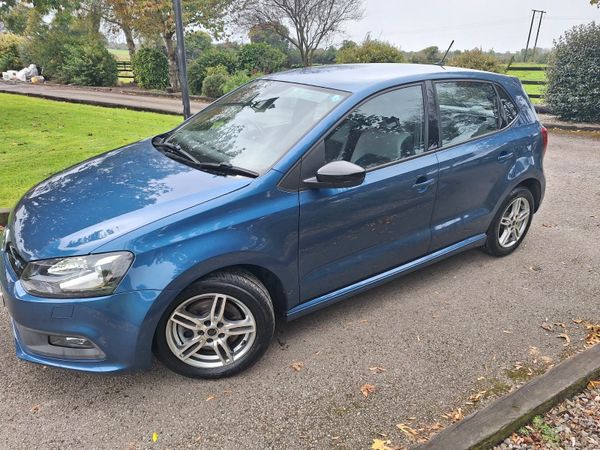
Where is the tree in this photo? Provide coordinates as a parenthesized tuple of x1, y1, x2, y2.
(129, 0, 234, 91)
(238, 0, 364, 66)
(336, 37, 404, 64)
(449, 49, 502, 73)
(546, 22, 600, 121)
(185, 30, 212, 60)
(248, 22, 289, 53)
(238, 42, 286, 73)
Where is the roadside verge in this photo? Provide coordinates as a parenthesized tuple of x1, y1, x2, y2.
(418, 343, 600, 450)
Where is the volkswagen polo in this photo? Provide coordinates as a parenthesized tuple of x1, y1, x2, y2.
(0, 64, 547, 378)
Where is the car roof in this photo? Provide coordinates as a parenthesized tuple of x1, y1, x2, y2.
(265, 63, 506, 94)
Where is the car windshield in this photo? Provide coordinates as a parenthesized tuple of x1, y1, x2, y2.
(164, 80, 349, 174)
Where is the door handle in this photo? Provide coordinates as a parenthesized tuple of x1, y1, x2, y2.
(412, 176, 435, 191)
(497, 151, 514, 162)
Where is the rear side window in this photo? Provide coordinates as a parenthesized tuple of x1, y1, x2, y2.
(324, 85, 425, 170)
(497, 86, 519, 126)
(436, 81, 500, 147)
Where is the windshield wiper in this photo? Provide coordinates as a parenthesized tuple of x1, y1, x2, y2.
(153, 137, 258, 178)
(194, 162, 259, 178)
(153, 138, 201, 165)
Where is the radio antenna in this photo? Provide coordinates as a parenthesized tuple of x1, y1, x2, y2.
(438, 40, 455, 66)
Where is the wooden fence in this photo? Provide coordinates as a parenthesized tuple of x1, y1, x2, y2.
(505, 65, 547, 100)
(116, 61, 134, 80)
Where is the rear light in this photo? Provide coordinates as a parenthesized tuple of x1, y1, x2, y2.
(541, 126, 548, 156)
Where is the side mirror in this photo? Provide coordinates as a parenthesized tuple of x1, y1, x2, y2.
(303, 161, 366, 189)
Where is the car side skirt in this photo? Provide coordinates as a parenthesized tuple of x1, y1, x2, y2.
(286, 233, 487, 320)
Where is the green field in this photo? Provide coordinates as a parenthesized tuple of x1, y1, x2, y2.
(108, 48, 130, 61)
(0, 93, 182, 207)
(108, 48, 134, 84)
(506, 63, 547, 103)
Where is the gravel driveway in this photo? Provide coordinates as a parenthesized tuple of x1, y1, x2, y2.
(1, 131, 599, 450)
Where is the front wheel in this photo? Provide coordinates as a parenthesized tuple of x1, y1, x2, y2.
(154, 270, 275, 379)
(484, 187, 534, 257)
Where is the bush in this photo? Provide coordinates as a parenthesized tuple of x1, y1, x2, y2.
(449, 49, 502, 73)
(188, 48, 238, 94)
(546, 22, 600, 122)
(132, 47, 169, 90)
(61, 42, 118, 86)
(201, 65, 229, 98)
(336, 38, 404, 64)
(238, 43, 286, 74)
(0, 33, 25, 72)
(222, 70, 263, 94)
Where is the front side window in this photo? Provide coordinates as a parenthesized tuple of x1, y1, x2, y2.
(165, 80, 349, 173)
(436, 81, 500, 147)
(324, 85, 426, 170)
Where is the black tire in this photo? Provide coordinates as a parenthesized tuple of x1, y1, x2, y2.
(154, 270, 275, 379)
(483, 187, 535, 257)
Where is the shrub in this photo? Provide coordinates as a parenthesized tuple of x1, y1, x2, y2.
(185, 30, 213, 60)
(0, 33, 25, 72)
(132, 47, 169, 90)
(449, 49, 502, 73)
(238, 43, 286, 74)
(188, 48, 238, 94)
(222, 70, 264, 94)
(61, 42, 118, 86)
(336, 38, 404, 64)
(201, 65, 229, 98)
(546, 22, 600, 122)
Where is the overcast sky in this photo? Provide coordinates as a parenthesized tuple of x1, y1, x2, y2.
(337, 0, 599, 52)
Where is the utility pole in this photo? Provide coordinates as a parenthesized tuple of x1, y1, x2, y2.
(173, 0, 191, 119)
(532, 10, 546, 61)
(524, 9, 546, 62)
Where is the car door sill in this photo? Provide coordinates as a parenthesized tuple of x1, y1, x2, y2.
(286, 233, 487, 320)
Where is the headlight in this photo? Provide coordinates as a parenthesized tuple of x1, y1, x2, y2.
(21, 252, 133, 298)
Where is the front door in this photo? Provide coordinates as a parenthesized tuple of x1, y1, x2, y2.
(298, 84, 439, 302)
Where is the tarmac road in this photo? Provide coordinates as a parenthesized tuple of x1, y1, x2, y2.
(0, 131, 599, 450)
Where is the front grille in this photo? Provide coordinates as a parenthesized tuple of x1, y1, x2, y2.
(6, 242, 26, 277)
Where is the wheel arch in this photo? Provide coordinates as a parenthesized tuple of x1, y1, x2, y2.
(516, 178, 542, 212)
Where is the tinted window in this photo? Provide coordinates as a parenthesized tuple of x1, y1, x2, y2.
(166, 80, 349, 173)
(436, 81, 500, 147)
(497, 86, 518, 126)
(324, 85, 425, 170)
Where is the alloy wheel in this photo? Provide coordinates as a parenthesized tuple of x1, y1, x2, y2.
(165, 293, 257, 368)
(498, 196, 531, 248)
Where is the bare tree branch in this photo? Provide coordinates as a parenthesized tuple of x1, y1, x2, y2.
(237, 0, 363, 66)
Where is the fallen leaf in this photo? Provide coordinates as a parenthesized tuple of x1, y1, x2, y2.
(371, 438, 392, 450)
(557, 333, 571, 346)
(442, 408, 464, 423)
(152, 432, 159, 443)
(369, 366, 386, 373)
(206, 395, 216, 401)
(31, 404, 41, 413)
(541, 223, 554, 228)
(396, 423, 420, 440)
(587, 380, 600, 390)
(360, 383, 375, 398)
(502, 330, 512, 334)
(541, 323, 554, 332)
(573, 319, 584, 324)
(291, 361, 304, 372)
(468, 390, 487, 403)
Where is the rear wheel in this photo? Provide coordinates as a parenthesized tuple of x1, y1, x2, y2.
(484, 187, 534, 257)
(154, 270, 275, 378)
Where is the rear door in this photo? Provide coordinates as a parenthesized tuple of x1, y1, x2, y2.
(297, 84, 439, 302)
(430, 80, 519, 251)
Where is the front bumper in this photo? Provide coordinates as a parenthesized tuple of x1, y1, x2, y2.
(1, 250, 162, 373)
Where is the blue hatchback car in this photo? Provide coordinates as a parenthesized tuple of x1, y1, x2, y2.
(1, 64, 547, 378)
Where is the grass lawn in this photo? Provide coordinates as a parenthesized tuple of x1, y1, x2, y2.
(108, 48, 130, 61)
(506, 63, 547, 104)
(0, 93, 182, 208)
